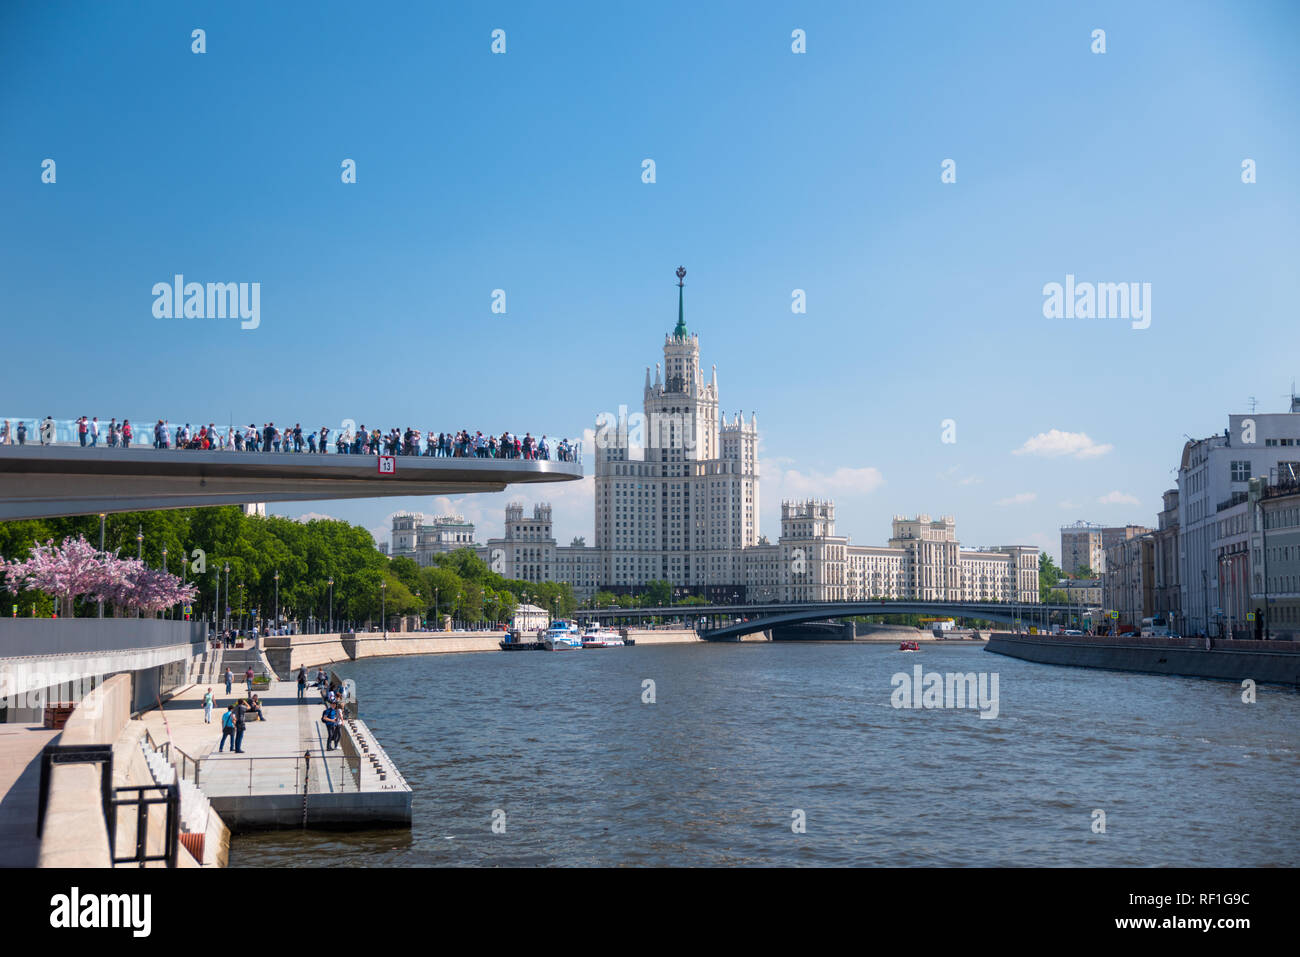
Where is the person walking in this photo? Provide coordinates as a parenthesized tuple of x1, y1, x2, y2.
(219, 706, 236, 751)
(321, 701, 339, 750)
(297, 666, 306, 702)
(203, 687, 214, 724)
(89, 416, 99, 447)
(233, 699, 248, 753)
(245, 665, 254, 694)
(224, 666, 233, 695)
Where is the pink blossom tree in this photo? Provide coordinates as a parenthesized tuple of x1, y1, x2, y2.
(0, 535, 198, 617)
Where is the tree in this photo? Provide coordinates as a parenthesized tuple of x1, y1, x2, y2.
(644, 579, 672, 607)
(1039, 553, 1062, 603)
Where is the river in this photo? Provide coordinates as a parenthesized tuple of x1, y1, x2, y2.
(228, 641, 1299, 866)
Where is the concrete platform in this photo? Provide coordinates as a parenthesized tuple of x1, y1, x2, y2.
(136, 679, 410, 831)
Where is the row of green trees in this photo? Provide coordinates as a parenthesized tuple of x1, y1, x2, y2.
(584, 579, 714, 610)
(0, 508, 574, 627)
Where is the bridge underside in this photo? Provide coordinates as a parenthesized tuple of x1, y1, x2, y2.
(0, 447, 583, 520)
(700, 602, 1054, 640)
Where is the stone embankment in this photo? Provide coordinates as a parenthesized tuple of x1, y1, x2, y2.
(985, 632, 1300, 685)
(264, 627, 707, 675)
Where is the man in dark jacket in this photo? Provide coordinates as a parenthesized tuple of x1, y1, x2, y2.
(234, 700, 248, 753)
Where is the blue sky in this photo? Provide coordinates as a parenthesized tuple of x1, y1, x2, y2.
(3, 1, 1298, 558)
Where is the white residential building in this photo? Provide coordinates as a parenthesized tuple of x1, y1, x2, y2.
(1178, 399, 1300, 635)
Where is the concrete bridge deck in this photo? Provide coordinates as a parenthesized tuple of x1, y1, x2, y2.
(0, 444, 583, 520)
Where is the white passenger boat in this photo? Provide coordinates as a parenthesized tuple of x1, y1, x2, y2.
(542, 619, 583, 651)
(580, 624, 625, 648)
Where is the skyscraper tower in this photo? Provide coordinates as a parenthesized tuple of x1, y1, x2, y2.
(593, 267, 759, 597)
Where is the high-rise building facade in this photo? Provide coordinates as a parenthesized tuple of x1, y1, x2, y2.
(592, 268, 758, 600)
(406, 271, 1039, 608)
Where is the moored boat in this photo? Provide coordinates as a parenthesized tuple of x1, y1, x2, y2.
(899, 640, 920, 651)
(580, 624, 625, 648)
(542, 619, 583, 650)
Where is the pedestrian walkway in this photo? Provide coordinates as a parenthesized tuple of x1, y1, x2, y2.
(138, 678, 353, 798)
(135, 674, 409, 829)
(0, 723, 59, 867)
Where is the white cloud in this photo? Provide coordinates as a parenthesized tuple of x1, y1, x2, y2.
(1013, 430, 1113, 460)
(1097, 490, 1140, 506)
(777, 466, 885, 498)
(937, 466, 982, 486)
(293, 511, 341, 523)
(996, 492, 1037, 506)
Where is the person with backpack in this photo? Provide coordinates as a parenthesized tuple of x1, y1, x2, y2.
(219, 705, 236, 751)
(297, 666, 307, 702)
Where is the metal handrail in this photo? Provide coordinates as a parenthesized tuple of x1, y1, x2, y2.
(191, 751, 360, 795)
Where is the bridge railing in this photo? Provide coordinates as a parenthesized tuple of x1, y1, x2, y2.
(0, 417, 582, 462)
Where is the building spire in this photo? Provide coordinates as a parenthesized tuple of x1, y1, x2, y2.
(673, 266, 688, 338)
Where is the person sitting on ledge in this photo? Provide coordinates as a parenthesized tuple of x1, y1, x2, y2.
(246, 694, 268, 721)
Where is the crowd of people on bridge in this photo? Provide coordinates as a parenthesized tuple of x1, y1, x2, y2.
(0, 416, 580, 462)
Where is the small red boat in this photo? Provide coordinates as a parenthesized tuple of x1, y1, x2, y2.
(899, 640, 920, 651)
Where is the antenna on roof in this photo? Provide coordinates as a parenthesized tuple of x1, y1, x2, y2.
(1248, 396, 1258, 414)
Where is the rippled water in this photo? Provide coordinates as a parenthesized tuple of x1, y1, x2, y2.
(228, 643, 1300, 867)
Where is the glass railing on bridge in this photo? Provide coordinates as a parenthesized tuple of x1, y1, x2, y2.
(0, 417, 582, 463)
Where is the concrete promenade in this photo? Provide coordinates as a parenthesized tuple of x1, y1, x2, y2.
(137, 677, 410, 830)
(0, 723, 59, 867)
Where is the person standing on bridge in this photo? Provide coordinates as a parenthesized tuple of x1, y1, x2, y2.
(224, 666, 233, 695)
(203, 687, 214, 723)
(245, 666, 254, 694)
(297, 666, 306, 702)
(89, 417, 98, 447)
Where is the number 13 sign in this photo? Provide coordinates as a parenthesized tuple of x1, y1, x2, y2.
(378, 456, 396, 475)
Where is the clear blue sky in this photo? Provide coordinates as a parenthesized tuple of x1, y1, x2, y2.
(3, 1, 1298, 557)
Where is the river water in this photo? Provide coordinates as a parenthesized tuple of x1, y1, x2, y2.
(228, 642, 1299, 867)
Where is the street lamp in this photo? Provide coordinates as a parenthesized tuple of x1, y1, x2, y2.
(136, 525, 143, 618)
(224, 562, 231, 632)
(380, 581, 387, 637)
(434, 586, 439, 631)
(160, 547, 168, 618)
(274, 570, 280, 635)
(327, 577, 334, 633)
(98, 512, 106, 618)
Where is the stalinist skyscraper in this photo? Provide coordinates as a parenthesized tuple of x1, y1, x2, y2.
(593, 267, 759, 599)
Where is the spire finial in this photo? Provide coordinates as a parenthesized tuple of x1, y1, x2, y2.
(673, 266, 688, 338)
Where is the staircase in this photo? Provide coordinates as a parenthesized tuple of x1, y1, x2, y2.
(140, 739, 211, 849)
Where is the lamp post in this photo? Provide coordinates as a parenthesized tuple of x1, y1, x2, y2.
(434, 586, 439, 631)
(160, 547, 168, 618)
(380, 581, 387, 637)
(327, 577, 334, 634)
(136, 525, 143, 618)
(223, 563, 231, 633)
(98, 512, 106, 618)
(274, 570, 280, 635)
(415, 590, 421, 630)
